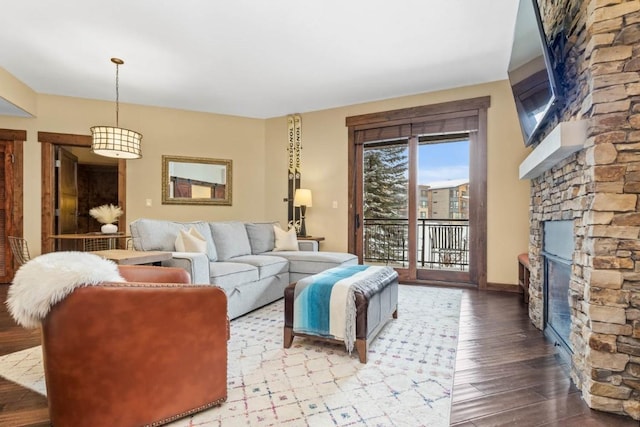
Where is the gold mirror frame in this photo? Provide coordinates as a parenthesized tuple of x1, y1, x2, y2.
(162, 155, 232, 205)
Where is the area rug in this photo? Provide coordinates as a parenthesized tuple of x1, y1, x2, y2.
(0, 285, 461, 426)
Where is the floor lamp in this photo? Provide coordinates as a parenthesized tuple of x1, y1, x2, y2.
(294, 189, 313, 237)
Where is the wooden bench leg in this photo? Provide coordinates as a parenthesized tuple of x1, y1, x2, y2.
(283, 327, 294, 348)
(355, 339, 367, 363)
(518, 254, 530, 304)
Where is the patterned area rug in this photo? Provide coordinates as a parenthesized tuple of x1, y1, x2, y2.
(0, 285, 461, 426)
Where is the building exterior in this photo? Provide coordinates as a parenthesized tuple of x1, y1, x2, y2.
(418, 185, 429, 219)
(422, 179, 469, 220)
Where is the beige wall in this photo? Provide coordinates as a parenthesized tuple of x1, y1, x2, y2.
(265, 80, 531, 285)
(0, 77, 530, 286)
(0, 94, 265, 257)
(0, 68, 37, 116)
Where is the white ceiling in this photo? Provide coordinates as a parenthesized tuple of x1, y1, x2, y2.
(0, 0, 519, 119)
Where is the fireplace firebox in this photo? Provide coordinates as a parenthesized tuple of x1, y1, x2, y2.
(542, 221, 573, 363)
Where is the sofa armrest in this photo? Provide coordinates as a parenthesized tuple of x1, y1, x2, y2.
(42, 283, 227, 426)
(297, 240, 319, 252)
(163, 252, 210, 284)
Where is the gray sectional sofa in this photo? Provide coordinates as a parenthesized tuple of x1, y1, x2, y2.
(129, 219, 358, 319)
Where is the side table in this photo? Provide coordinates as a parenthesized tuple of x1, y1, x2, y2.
(297, 236, 325, 243)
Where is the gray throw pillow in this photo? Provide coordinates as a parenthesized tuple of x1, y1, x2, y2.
(245, 222, 278, 254)
(209, 221, 252, 261)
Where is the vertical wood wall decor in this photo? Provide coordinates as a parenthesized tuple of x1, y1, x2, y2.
(287, 114, 302, 231)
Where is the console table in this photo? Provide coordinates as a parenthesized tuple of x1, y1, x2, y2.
(91, 249, 172, 265)
(49, 232, 130, 251)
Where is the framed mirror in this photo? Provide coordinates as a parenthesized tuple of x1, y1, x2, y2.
(162, 155, 232, 205)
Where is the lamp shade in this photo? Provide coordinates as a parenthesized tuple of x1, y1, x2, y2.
(91, 126, 142, 159)
(294, 189, 313, 207)
(90, 58, 143, 159)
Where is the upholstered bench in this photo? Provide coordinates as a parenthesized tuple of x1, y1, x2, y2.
(283, 266, 398, 363)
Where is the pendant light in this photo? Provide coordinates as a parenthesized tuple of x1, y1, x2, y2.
(90, 58, 142, 159)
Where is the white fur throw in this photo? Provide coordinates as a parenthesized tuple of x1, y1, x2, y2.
(7, 252, 124, 328)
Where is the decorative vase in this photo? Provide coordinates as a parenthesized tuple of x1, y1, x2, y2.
(101, 223, 118, 234)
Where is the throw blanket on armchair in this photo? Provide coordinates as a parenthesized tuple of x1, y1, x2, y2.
(293, 265, 398, 353)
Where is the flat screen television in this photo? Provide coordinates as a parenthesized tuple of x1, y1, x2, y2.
(508, 0, 563, 147)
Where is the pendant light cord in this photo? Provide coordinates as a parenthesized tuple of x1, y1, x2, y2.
(115, 62, 120, 127)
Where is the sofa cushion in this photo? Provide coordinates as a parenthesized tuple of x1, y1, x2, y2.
(209, 221, 252, 261)
(228, 255, 288, 280)
(130, 218, 217, 261)
(209, 261, 258, 292)
(268, 251, 358, 275)
(245, 222, 278, 254)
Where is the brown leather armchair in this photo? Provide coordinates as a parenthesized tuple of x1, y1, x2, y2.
(41, 265, 228, 427)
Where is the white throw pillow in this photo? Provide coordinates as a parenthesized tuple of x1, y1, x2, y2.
(273, 226, 299, 251)
(175, 227, 208, 253)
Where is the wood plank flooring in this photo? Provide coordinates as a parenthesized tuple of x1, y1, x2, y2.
(0, 284, 636, 426)
(0, 285, 47, 427)
(451, 290, 637, 426)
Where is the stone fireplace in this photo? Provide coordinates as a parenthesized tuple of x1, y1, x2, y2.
(525, 0, 640, 420)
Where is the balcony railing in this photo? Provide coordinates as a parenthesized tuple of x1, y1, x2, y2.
(363, 218, 469, 270)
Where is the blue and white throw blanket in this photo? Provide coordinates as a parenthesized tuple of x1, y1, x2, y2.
(293, 265, 398, 353)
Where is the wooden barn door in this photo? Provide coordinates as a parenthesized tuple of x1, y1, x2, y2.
(0, 129, 25, 283)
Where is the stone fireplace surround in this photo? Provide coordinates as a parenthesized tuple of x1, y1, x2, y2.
(525, 0, 640, 420)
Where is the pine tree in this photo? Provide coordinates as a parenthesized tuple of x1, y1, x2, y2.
(363, 144, 408, 264)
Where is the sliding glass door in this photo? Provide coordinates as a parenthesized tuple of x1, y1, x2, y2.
(347, 97, 488, 287)
(415, 136, 470, 282)
(359, 135, 471, 283)
(362, 140, 409, 268)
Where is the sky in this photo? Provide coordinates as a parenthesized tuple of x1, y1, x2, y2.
(418, 140, 469, 185)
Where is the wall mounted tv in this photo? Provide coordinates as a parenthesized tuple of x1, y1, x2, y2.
(508, 0, 563, 147)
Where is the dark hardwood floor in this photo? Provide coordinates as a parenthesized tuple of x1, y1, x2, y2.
(451, 290, 638, 427)
(0, 285, 47, 427)
(0, 284, 636, 426)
